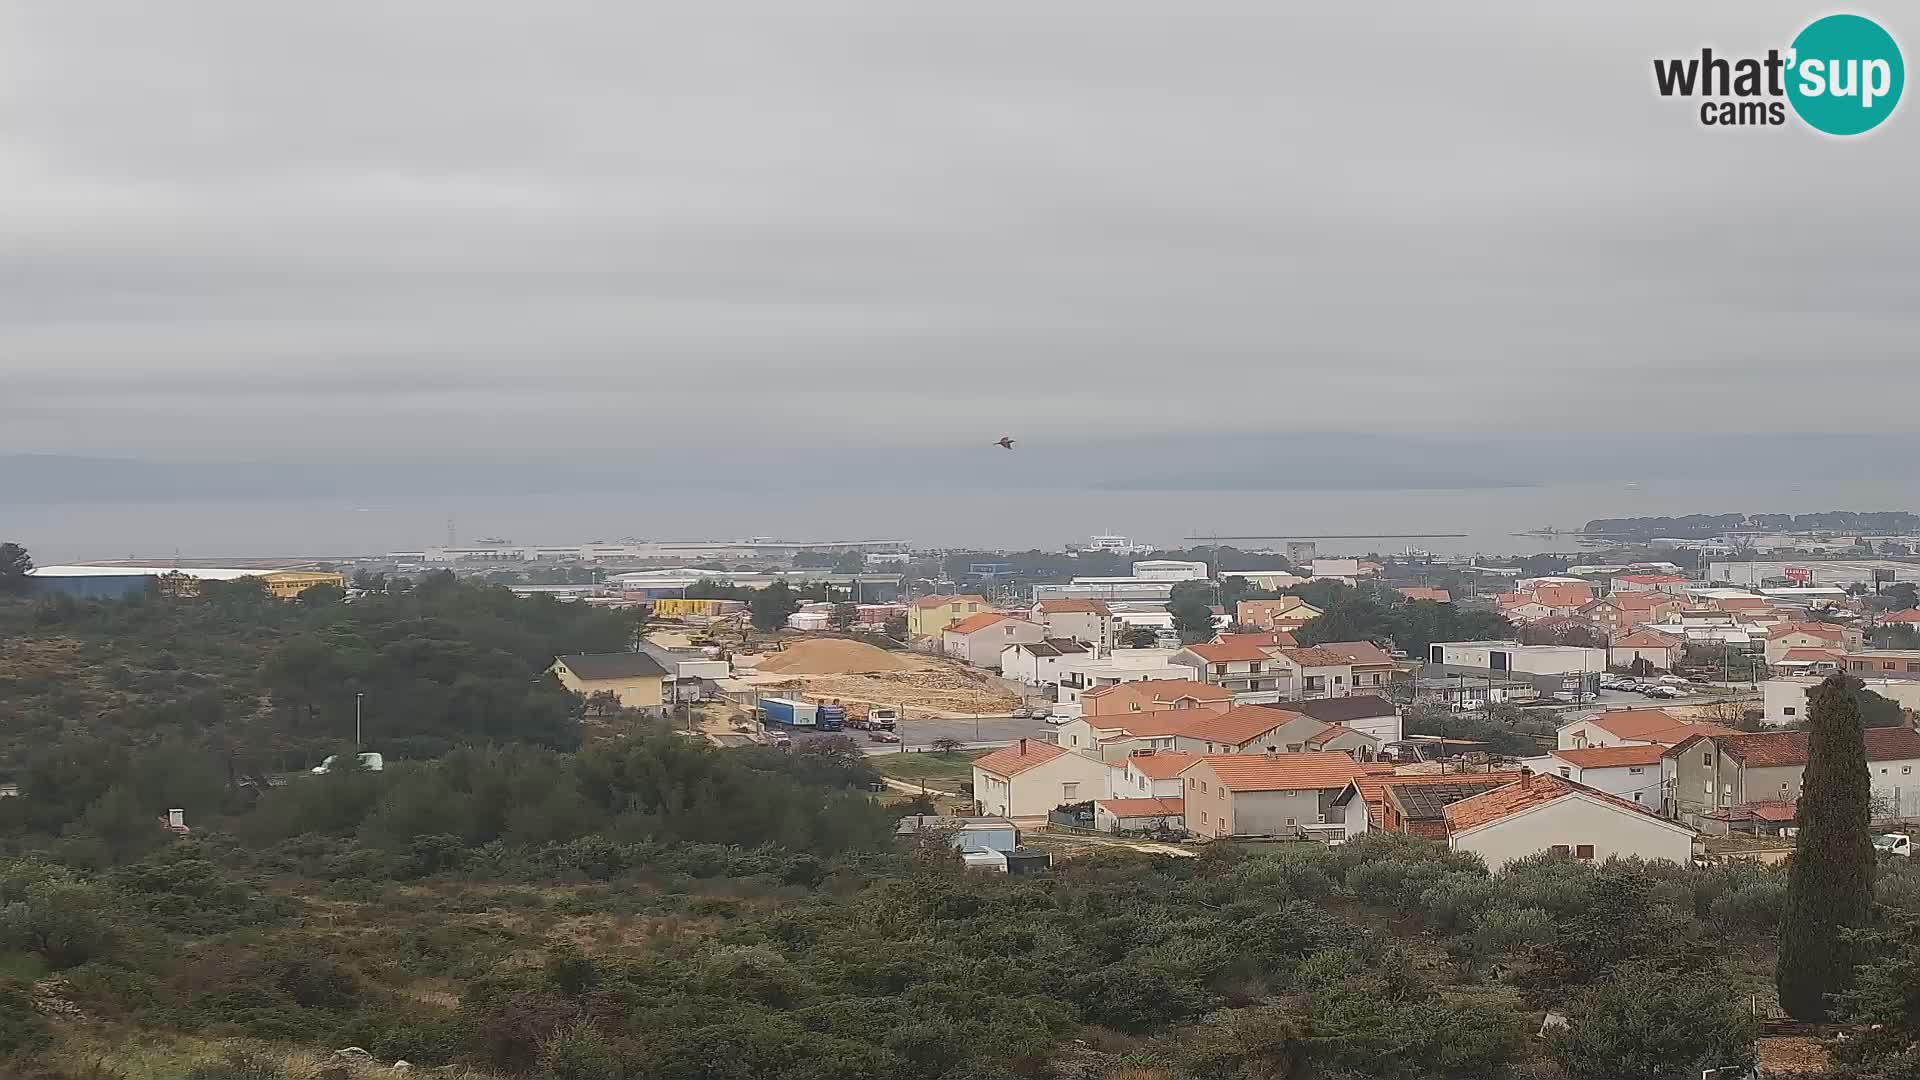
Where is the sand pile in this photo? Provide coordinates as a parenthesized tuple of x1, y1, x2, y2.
(755, 638, 913, 675)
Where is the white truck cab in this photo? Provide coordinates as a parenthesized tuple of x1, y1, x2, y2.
(1875, 833, 1913, 858)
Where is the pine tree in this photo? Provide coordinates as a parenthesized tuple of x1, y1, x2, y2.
(1776, 672, 1876, 1020)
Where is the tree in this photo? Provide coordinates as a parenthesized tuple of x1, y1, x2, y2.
(1871, 623, 1920, 650)
(1169, 581, 1216, 645)
(930, 737, 963, 757)
(1777, 672, 1876, 1020)
(0, 542, 31, 596)
(1547, 960, 1758, 1080)
(1885, 582, 1919, 610)
(297, 583, 345, 606)
(749, 581, 801, 632)
(829, 602, 857, 632)
(882, 613, 908, 641)
(1120, 625, 1160, 649)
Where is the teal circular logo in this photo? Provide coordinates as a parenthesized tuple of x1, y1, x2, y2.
(1787, 14, 1904, 135)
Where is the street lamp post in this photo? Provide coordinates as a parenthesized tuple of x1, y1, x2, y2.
(355, 692, 365, 748)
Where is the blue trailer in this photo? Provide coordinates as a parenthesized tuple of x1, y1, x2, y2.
(760, 697, 818, 729)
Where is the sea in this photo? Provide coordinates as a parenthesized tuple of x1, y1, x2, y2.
(9, 475, 1912, 564)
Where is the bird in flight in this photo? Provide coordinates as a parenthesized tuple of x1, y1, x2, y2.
(994, 436, 1015, 450)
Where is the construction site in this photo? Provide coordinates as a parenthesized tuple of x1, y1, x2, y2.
(734, 638, 1022, 719)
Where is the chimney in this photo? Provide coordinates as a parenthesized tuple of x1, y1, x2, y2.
(1019, 738, 1028, 755)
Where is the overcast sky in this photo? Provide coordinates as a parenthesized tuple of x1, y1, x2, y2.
(2, 2, 1915, 471)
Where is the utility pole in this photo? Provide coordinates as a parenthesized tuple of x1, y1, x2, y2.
(355, 692, 365, 748)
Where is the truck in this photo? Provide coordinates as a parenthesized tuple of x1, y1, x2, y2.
(760, 697, 845, 732)
(867, 707, 898, 731)
(1875, 833, 1912, 858)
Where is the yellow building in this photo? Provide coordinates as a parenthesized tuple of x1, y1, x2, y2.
(906, 594, 991, 639)
(550, 653, 668, 712)
(260, 570, 347, 599)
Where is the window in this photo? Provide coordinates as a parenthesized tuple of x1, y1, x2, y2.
(1633, 792, 1643, 803)
(1702, 752, 1712, 766)
(1335, 675, 1344, 685)
(1576, 844, 1595, 860)
(1551, 844, 1571, 855)
(1218, 788, 1224, 800)
(1286, 817, 1296, 827)
(1063, 783, 1078, 800)
(1200, 781, 1208, 793)
(1784, 707, 1796, 716)
(1628, 766, 1644, 775)
(1558, 767, 1572, 778)
(1200, 811, 1208, 824)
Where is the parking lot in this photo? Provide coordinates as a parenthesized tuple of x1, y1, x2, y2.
(777, 714, 1054, 753)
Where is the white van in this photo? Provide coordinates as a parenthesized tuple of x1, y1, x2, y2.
(312, 752, 385, 774)
(1874, 833, 1912, 858)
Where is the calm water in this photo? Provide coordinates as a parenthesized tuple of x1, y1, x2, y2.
(11, 476, 1914, 563)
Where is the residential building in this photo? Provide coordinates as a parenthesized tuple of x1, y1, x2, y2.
(1443, 772, 1696, 868)
(1609, 629, 1685, 672)
(1000, 638, 1091, 686)
(1054, 650, 1195, 702)
(1612, 573, 1693, 595)
(942, 613, 1045, 670)
(1579, 592, 1679, 637)
(894, 816, 1018, 853)
(1277, 646, 1358, 699)
(1030, 599, 1119, 654)
(1079, 678, 1232, 717)
(1053, 711, 1197, 760)
(1764, 675, 1920, 724)
(1172, 639, 1298, 701)
(1556, 709, 1736, 751)
(1178, 753, 1364, 839)
(1311, 558, 1363, 580)
(1429, 641, 1609, 678)
(1664, 725, 1920, 826)
(1236, 597, 1324, 632)
(907, 594, 990, 639)
(971, 739, 1112, 819)
(1293, 694, 1404, 742)
(1308, 641, 1399, 694)
(1520, 744, 1667, 806)
(1771, 648, 1845, 678)
(1093, 796, 1185, 834)
(1304, 723, 1383, 758)
(1107, 749, 1201, 800)
(1397, 587, 1452, 603)
(1842, 649, 1920, 678)
(1333, 771, 1523, 839)
(550, 653, 669, 712)
(1764, 622, 1861, 665)
(1169, 705, 1328, 756)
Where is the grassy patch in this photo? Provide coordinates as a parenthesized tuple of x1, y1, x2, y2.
(870, 749, 985, 788)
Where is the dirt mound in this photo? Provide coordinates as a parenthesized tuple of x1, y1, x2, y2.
(754, 638, 912, 675)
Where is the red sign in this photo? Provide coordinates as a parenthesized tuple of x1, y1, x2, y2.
(1785, 566, 1811, 583)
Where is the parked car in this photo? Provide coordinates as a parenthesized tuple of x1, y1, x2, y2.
(1045, 714, 1074, 727)
(312, 752, 384, 774)
(867, 730, 901, 744)
(1875, 833, 1912, 858)
(1643, 685, 1681, 699)
(1010, 705, 1033, 719)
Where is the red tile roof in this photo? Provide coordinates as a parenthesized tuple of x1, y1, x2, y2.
(1535, 584, 1596, 609)
(1096, 796, 1184, 818)
(1310, 641, 1395, 666)
(973, 739, 1067, 778)
(1398, 587, 1452, 603)
(1777, 647, 1842, 663)
(1883, 610, 1920, 624)
(1551, 744, 1668, 768)
(1123, 750, 1201, 779)
(945, 612, 1018, 635)
(1694, 726, 1920, 769)
(1443, 771, 1664, 833)
(1185, 639, 1278, 663)
(1081, 678, 1230, 704)
(1187, 752, 1362, 792)
(1035, 599, 1113, 616)
(1178, 705, 1307, 746)
(1768, 622, 1847, 640)
(1280, 646, 1355, 667)
(1217, 631, 1299, 650)
(1091, 712, 1201, 738)
(1577, 709, 1739, 745)
(1611, 592, 1670, 610)
(1714, 596, 1774, 611)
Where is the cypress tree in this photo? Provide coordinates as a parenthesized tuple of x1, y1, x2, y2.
(1776, 673, 1876, 1020)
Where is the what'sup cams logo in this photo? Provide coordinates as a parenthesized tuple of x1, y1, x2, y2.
(1654, 13, 1903, 134)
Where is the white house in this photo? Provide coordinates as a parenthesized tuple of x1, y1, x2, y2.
(970, 739, 1112, 818)
(1441, 772, 1696, 869)
(942, 613, 1045, 670)
(1030, 599, 1119, 654)
(1519, 744, 1667, 807)
(1106, 749, 1200, 800)
(1608, 629, 1685, 672)
(999, 638, 1091, 687)
(1093, 796, 1185, 834)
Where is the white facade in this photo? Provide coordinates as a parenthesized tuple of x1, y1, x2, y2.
(1519, 755, 1663, 806)
(1033, 579, 1176, 603)
(943, 618, 1045, 670)
(1450, 792, 1696, 870)
(1000, 642, 1086, 686)
(1131, 560, 1208, 582)
(1765, 676, 1920, 725)
(1312, 558, 1362, 578)
(1429, 641, 1607, 676)
(1031, 606, 1118, 654)
(972, 752, 1112, 818)
(1053, 651, 1190, 702)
